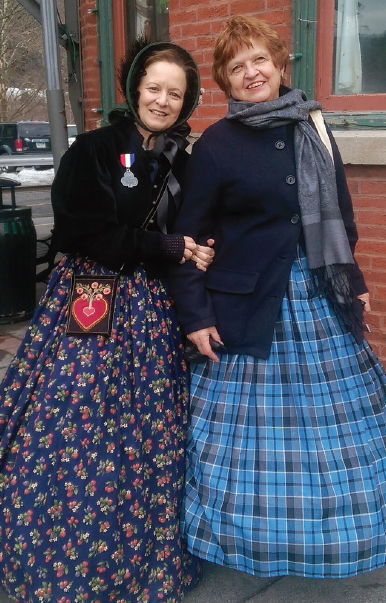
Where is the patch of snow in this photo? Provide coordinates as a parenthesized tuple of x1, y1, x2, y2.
(1, 168, 54, 187)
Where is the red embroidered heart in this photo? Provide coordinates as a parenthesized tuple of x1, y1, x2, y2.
(72, 297, 108, 331)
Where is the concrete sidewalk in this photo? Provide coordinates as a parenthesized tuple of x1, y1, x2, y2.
(1, 559, 386, 603)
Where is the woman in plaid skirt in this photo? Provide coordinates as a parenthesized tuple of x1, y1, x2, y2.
(168, 15, 386, 579)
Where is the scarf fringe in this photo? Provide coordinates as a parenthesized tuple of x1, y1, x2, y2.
(308, 265, 363, 334)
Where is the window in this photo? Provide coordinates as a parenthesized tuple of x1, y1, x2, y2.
(127, 0, 169, 42)
(315, 0, 386, 111)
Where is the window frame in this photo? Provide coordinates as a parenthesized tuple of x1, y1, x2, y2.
(126, 1, 170, 44)
(291, 0, 386, 129)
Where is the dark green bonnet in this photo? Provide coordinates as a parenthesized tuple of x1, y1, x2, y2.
(109, 40, 200, 132)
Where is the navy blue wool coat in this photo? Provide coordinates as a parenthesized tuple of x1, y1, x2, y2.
(168, 118, 367, 359)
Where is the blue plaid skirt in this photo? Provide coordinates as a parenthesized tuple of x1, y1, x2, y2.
(183, 249, 386, 578)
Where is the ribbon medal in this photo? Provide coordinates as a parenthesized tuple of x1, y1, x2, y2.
(120, 153, 138, 188)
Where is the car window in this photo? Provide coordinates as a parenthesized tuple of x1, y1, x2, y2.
(3, 125, 16, 137)
(67, 125, 77, 137)
(18, 123, 50, 137)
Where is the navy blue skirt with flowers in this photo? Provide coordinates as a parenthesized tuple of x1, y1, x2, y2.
(183, 248, 386, 579)
(0, 254, 201, 603)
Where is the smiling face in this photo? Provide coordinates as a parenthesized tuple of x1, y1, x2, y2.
(136, 61, 187, 135)
(227, 39, 284, 103)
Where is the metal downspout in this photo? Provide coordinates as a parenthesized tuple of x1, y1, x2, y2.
(96, 0, 115, 125)
(40, 0, 68, 172)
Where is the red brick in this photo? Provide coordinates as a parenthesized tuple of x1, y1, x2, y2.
(265, 9, 292, 25)
(197, 105, 227, 118)
(356, 240, 386, 255)
(360, 270, 386, 285)
(179, 0, 205, 7)
(169, 9, 197, 24)
(354, 196, 386, 210)
(181, 21, 211, 36)
(169, 24, 182, 38)
(229, 0, 266, 14)
(369, 301, 386, 318)
(178, 37, 196, 52)
(212, 89, 228, 104)
(365, 313, 384, 331)
(202, 49, 214, 63)
(196, 36, 217, 50)
(373, 285, 386, 300)
(197, 5, 229, 20)
(211, 18, 231, 34)
(346, 165, 386, 179)
(372, 257, 386, 270)
(189, 50, 204, 64)
(346, 180, 360, 195)
(355, 254, 372, 270)
(360, 181, 386, 195)
(199, 76, 218, 89)
(268, 0, 290, 8)
(357, 230, 386, 244)
(199, 65, 215, 77)
(368, 338, 386, 358)
(357, 211, 386, 225)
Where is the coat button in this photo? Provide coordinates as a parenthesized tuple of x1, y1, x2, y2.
(275, 140, 285, 150)
(291, 214, 300, 224)
(286, 175, 296, 185)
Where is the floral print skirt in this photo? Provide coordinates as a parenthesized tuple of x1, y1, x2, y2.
(0, 255, 201, 603)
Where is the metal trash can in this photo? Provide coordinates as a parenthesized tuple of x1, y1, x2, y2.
(0, 177, 37, 323)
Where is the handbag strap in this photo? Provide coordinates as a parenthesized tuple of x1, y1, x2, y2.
(310, 109, 334, 164)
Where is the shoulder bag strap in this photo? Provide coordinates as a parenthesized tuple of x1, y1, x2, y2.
(309, 109, 334, 164)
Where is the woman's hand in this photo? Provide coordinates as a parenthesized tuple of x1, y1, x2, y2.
(187, 326, 224, 362)
(180, 237, 215, 271)
(358, 292, 371, 313)
(191, 238, 215, 271)
(180, 236, 196, 264)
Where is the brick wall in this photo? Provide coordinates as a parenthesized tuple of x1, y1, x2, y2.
(168, 0, 292, 133)
(79, 1, 101, 131)
(347, 166, 386, 364)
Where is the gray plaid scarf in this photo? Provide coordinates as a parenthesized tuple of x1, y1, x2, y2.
(227, 88, 356, 315)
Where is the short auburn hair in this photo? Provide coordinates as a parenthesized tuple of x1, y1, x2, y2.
(213, 15, 290, 97)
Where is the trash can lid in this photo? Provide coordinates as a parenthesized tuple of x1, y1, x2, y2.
(0, 177, 21, 189)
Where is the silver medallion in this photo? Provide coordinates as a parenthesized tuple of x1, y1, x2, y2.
(121, 169, 138, 188)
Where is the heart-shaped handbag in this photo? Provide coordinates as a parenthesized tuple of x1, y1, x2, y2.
(66, 274, 119, 336)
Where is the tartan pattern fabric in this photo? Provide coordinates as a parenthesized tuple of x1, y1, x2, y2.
(182, 248, 386, 578)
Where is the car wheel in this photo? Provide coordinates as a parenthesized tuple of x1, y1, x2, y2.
(0, 146, 17, 172)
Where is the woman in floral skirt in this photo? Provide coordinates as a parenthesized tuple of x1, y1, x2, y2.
(0, 39, 211, 603)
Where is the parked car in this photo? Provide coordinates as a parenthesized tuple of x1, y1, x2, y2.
(0, 121, 52, 172)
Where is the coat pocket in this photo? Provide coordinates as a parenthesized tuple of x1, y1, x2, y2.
(205, 267, 260, 345)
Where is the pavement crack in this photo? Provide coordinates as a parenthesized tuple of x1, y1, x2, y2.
(242, 577, 284, 602)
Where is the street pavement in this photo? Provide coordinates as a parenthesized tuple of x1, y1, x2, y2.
(2, 187, 386, 602)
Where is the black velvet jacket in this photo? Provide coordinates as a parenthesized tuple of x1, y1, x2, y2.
(168, 118, 368, 359)
(51, 118, 187, 277)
